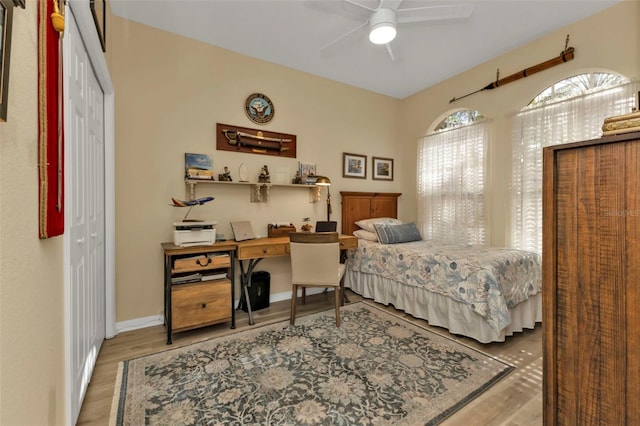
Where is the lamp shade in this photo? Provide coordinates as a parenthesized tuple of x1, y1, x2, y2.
(369, 9, 397, 45)
(315, 176, 331, 186)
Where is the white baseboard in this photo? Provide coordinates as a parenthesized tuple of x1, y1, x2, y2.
(115, 314, 164, 334)
(114, 288, 335, 334)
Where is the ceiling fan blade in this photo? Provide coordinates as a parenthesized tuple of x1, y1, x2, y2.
(379, 0, 403, 10)
(397, 3, 473, 23)
(343, 0, 377, 13)
(385, 43, 396, 62)
(320, 21, 368, 51)
(303, 0, 372, 20)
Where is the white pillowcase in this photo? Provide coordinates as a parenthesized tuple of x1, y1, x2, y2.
(355, 217, 402, 233)
(353, 229, 379, 241)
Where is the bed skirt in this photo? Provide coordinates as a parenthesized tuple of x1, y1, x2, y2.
(344, 269, 542, 344)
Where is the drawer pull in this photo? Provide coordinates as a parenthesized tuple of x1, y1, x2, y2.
(201, 303, 207, 308)
(262, 249, 268, 254)
(196, 258, 212, 267)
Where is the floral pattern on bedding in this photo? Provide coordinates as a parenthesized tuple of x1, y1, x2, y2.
(346, 239, 542, 332)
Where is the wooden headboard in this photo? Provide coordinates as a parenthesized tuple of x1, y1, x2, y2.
(340, 192, 402, 235)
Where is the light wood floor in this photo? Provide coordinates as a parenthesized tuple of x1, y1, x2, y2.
(77, 291, 542, 425)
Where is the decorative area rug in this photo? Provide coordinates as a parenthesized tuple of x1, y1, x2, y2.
(111, 303, 513, 425)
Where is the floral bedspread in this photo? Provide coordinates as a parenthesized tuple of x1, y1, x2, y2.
(346, 240, 542, 332)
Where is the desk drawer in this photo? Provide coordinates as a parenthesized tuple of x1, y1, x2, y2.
(173, 254, 230, 273)
(172, 280, 231, 330)
(339, 237, 358, 250)
(238, 243, 288, 259)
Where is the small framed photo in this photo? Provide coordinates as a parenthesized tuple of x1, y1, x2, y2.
(372, 157, 393, 181)
(343, 152, 366, 179)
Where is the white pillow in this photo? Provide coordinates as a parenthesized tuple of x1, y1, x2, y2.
(353, 229, 378, 241)
(355, 217, 402, 233)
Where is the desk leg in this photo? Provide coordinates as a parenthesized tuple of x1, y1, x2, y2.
(238, 258, 263, 326)
(164, 254, 173, 345)
(340, 251, 351, 306)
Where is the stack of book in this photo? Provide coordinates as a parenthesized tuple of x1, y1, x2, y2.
(602, 110, 640, 136)
(298, 161, 316, 185)
(171, 272, 227, 285)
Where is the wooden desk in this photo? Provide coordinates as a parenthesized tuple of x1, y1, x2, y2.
(236, 235, 357, 325)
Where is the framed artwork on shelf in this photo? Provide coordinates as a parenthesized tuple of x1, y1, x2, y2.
(343, 152, 366, 179)
(185, 153, 214, 180)
(372, 157, 393, 181)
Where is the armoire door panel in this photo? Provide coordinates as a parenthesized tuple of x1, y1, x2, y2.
(543, 132, 640, 425)
(553, 148, 580, 426)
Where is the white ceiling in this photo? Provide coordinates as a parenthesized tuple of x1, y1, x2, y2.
(109, 0, 621, 99)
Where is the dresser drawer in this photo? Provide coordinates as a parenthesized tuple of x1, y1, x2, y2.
(173, 254, 231, 273)
(171, 280, 231, 330)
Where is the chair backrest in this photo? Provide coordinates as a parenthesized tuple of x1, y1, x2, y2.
(289, 232, 340, 286)
(315, 221, 337, 233)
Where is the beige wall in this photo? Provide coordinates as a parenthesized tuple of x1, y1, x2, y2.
(399, 0, 639, 246)
(0, 5, 66, 426)
(112, 1, 639, 323)
(110, 16, 403, 322)
(0, 2, 637, 424)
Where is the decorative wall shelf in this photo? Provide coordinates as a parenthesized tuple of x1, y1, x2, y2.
(185, 179, 321, 203)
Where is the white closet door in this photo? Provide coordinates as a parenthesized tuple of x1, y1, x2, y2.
(66, 9, 106, 423)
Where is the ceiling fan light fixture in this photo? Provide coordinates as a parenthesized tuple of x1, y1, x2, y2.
(368, 8, 397, 45)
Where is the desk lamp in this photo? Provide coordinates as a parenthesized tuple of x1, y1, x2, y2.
(314, 176, 332, 222)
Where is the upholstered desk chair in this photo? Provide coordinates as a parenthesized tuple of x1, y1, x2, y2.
(289, 232, 345, 327)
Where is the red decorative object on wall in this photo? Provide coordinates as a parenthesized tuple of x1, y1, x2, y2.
(37, 0, 64, 238)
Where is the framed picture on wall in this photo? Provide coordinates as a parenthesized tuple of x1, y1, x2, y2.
(0, 0, 14, 122)
(343, 152, 366, 179)
(372, 157, 393, 181)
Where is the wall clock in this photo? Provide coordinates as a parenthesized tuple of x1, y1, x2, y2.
(245, 93, 274, 124)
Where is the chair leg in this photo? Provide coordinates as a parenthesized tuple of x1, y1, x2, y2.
(301, 287, 306, 305)
(334, 287, 341, 327)
(290, 284, 298, 325)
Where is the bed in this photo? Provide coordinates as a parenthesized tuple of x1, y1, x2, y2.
(340, 192, 542, 343)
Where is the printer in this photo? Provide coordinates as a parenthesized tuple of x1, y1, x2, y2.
(173, 221, 217, 247)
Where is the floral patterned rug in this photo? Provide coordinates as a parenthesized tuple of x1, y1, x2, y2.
(111, 302, 513, 425)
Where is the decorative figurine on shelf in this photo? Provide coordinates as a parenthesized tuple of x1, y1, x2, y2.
(219, 166, 233, 182)
(300, 217, 312, 232)
(292, 170, 302, 184)
(258, 165, 271, 183)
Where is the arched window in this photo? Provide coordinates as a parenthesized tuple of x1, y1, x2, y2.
(527, 72, 628, 107)
(511, 72, 637, 253)
(434, 109, 484, 132)
(418, 109, 489, 245)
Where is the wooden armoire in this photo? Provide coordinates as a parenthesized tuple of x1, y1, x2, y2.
(340, 192, 401, 235)
(542, 131, 639, 425)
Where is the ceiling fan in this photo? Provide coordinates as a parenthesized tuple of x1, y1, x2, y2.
(320, 0, 474, 61)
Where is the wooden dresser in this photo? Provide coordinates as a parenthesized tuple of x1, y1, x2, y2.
(542, 131, 639, 424)
(340, 192, 401, 235)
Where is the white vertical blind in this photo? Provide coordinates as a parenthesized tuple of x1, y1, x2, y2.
(510, 80, 639, 253)
(417, 120, 489, 245)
